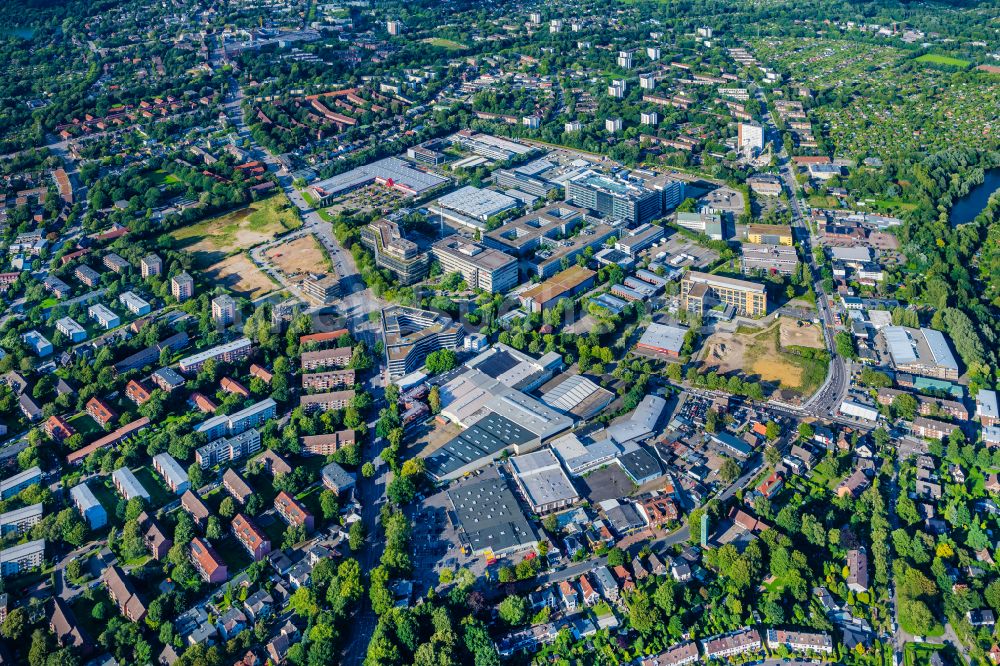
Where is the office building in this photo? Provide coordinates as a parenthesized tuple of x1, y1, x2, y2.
(56, 317, 87, 343)
(153, 453, 190, 494)
(70, 483, 107, 529)
(302, 273, 341, 304)
(141, 254, 162, 278)
(566, 171, 662, 226)
(381, 306, 463, 379)
(431, 235, 519, 293)
(675, 210, 724, 240)
(433, 186, 519, 231)
(0, 539, 45, 576)
(195, 428, 262, 469)
(360, 218, 429, 285)
(746, 224, 793, 246)
(518, 265, 596, 313)
(615, 223, 665, 257)
(178, 337, 252, 373)
(211, 295, 237, 326)
(171, 272, 194, 301)
(484, 203, 617, 279)
(493, 165, 559, 198)
(681, 271, 767, 318)
(741, 244, 798, 275)
(194, 398, 276, 440)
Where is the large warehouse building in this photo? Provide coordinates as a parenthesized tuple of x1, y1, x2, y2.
(880, 326, 960, 381)
(307, 157, 449, 205)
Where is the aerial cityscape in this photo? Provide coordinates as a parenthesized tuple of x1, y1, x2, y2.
(0, 0, 998, 665)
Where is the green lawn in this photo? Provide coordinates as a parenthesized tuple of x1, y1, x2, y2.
(214, 534, 254, 574)
(134, 466, 175, 509)
(916, 54, 970, 68)
(68, 412, 105, 439)
(169, 193, 303, 254)
(301, 189, 318, 207)
(150, 169, 181, 186)
(90, 480, 124, 527)
(422, 37, 467, 50)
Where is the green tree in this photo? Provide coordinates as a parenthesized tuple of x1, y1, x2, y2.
(720, 457, 741, 483)
(498, 595, 528, 626)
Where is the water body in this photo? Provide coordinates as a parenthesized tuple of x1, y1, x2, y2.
(950, 168, 1000, 225)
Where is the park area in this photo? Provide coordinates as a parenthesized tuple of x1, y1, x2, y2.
(698, 317, 828, 401)
(264, 234, 332, 285)
(169, 194, 302, 266)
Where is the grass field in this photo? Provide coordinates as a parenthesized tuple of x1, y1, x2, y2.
(916, 53, 971, 68)
(150, 169, 181, 186)
(134, 466, 175, 508)
(422, 37, 467, 50)
(169, 194, 302, 265)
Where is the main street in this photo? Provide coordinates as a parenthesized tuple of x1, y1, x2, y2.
(752, 85, 851, 420)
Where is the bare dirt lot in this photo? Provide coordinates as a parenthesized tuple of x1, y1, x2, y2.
(699, 316, 828, 399)
(203, 253, 277, 299)
(264, 234, 332, 285)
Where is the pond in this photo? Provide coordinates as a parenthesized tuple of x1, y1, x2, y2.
(950, 168, 1000, 226)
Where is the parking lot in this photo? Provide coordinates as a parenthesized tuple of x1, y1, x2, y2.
(407, 486, 487, 593)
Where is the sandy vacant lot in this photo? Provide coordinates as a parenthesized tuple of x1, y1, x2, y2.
(700, 317, 827, 395)
(264, 234, 331, 284)
(203, 253, 277, 299)
(778, 317, 825, 349)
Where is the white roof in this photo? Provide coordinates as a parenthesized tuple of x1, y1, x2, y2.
(509, 449, 578, 509)
(638, 323, 687, 354)
(868, 310, 893, 329)
(605, 394, 666, 444)
(541, 375, 604, 412)
(883, 327, 917, 365)
(829, 246, 872, 262)
(436, 186, 518, 220)
(153, 452, 189, 488)
(112, 467, 150, 501)
(70, 483, 102, 512)
(978, 390, 999, 420)
(920, 328, 958, 371)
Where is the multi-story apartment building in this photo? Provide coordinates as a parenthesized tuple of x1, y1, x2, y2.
(381, 306, 464, 379)
(0, 503, 43, 535)
(701, 628, 762, 660)
(764, 629, 834, 654)
(360, 219, 429, 285)
(195, 428, 262, 469)
(141, 254, 162, 278)
(56, 317, 87, 343)
(274, 491, 314, 531)
(0, 539, 45, 576)
(103, 253, 130, 274)
(119, 291, 151, 316)
(430, 235, 519, 293)
(211, 295, 236, 327)
(190, 537, 227, 583)
(86, 397, 117, 427)
(125, 379, 152, 405)
(301, 369, 356, 391)
(195, 398, 275, 440)
(0, 466, 41, 500)
(302, 430, 356, 456)
(88, 303, 120, 330)
(112, 467, 150, 502)
(171, 272, 194, 301)
(681, 271, 767, 318)
(75, 265, 101, 288)
(70, 483, 107, 529)
(152, 453, 190, 494)
(178, 337, 252, 373)
(44, 415, 75, 441)
(232, 514, 271, 561)
(300, 347, 353, 371)
(300, 390, 355, 413)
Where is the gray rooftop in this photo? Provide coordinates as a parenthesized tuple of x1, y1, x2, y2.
(446, 467, 540, 554)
